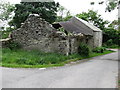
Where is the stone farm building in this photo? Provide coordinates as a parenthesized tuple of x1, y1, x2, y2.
(11, 14, 102, 55)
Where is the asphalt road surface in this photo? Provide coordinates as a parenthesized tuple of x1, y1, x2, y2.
(1, 50, 119, 88)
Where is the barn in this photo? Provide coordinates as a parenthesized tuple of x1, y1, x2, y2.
(10, 14, 102, 55)
(52, 17, 102, 48)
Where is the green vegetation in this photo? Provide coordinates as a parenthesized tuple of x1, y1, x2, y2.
(103, 44, 120, 49)
(1, 48, 114, 68)
(5, 40, 21, 50)
(76, 10, 109, 30)
(119, 80, 120, 90)
(90, 0, 119, 12)
(9, 2, 59, 29)
(89, 50, 114, 58)
(92, 47, 106, 53)
(119, 80, 120, 84)
(56, 5, 71, 22)
(0, 63, 64, 68)
(0, 1, 15, 21)
(2, 48, 82, 65)
(103, 28, 120, 46)
(78, 43, 91, 56)
(0, 31, 10, 39)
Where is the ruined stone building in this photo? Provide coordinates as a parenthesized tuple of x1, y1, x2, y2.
(11, 14, 102, 55)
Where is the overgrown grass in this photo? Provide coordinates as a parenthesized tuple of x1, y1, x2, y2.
(1, 48, 114, 68)
(2, 48, 82, 65)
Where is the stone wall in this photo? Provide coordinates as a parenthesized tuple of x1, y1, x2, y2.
(93, 31, 102, 47)
(81, 32, 102, 49)
(11, 15, 71, 55)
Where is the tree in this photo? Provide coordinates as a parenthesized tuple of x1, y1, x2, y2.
(0, 1, 15, 30)
(90, 0, 119, 12)
(56, 5, 71, 22)
(108, 20, 119, 29)
(0, 1, 15, 21)
(57, 5, 66, 17)
(103, 27, 120, 46)
(10, 2, 59, 29)
(105, 0, 118, 12)
(63, 15, 72, 21)
(76, 10, 109, 30)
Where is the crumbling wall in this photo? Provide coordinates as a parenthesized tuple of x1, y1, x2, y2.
(11, 15, 70, 55)
(80, 33, 102, 49)
(93, 31, 102, 47)
(69, 36, 82, 54)
(86, 36, 94, 48)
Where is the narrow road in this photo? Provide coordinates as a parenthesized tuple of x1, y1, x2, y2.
(1, 50, 119, 88)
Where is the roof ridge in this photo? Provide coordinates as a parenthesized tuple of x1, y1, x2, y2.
(73, 17, 102, 32)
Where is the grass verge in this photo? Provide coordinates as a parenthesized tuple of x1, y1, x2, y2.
(1, 48, 114, 68)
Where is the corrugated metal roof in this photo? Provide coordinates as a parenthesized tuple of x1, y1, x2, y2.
(53, 17, 102, 36)
(59, 21, 93, 35)
(74, 17, 101, 32)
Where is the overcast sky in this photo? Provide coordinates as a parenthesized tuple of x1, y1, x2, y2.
(6, 0, 118, 22)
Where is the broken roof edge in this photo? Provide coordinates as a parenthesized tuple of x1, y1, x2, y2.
(73, 16, 102, 32)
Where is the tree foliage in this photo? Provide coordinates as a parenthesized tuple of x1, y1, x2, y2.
(90, 2, 95, 5)
(76, 10, 109, 30)
(103, 28, 120, 46)
(105, 0, 118, 12)
(63, 15, 72, 21)
(10, 2, 59, 28)
(90, 0, 119, 12)
(108, 20, 119, 29)
(0, 1, 15, 21)
(56, 5, 71, 22)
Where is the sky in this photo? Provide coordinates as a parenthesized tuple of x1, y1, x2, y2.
(6, 0, 118, 22)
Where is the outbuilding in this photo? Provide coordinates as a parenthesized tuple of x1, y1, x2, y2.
(11, 15, 102, 55)
(52, 17, 102, 48)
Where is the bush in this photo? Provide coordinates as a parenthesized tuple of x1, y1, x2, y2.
(1, 31, 11, 39)
(78, 43, 91, 56)
(6, 40, 21, 50)
(103, 28, 120, 46)
(105, 39, 113, 46)
(92, 47, 106, 53)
